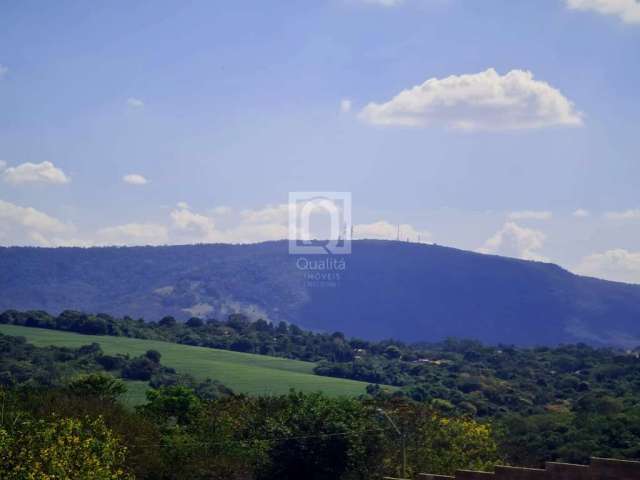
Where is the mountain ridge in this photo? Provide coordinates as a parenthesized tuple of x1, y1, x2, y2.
(1, 240, 639, 347)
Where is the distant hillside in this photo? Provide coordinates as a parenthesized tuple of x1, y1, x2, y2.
(0, 324, 376, 400)
(1, 240, 640, 347)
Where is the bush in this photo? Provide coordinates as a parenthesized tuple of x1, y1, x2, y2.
(0, 415, 131, 479)
(67, 373, 127, 401)
(145, 349, 162, 364)
(122, 357, 157, 381)
(186, 317, 204, 328)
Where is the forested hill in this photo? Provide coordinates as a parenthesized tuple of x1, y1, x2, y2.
(1, 240, 640, 347)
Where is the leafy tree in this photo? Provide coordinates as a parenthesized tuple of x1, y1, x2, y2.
(67, 373, 127, 401)
(227, 313, 251, 331)
(186, 317, 204, 328)
(122, 357, 157, 381)
(377, 401, 500, 477)
(0, 415, 131, 479)
(145, 349, 162, 364)
(159, 316, 177, 327)
(384, 346, 402, 360)
(141, 386, 202, 425)
(231, 337, 255, 353)
(97, 354, 127, 371)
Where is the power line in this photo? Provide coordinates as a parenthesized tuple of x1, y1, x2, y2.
(124, 427, 386, 448)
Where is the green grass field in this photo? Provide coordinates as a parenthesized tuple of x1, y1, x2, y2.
(0, 324, 382, 404)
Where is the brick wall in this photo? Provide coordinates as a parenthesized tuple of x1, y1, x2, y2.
(410, 457, 640, 480)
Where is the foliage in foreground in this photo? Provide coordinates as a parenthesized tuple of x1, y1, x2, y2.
(3, 313, 640, 470)
(0, 414, 131, 480)
(0, 387, 500, 480)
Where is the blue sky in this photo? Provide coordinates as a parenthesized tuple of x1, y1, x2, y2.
(1, 0, 640, 282)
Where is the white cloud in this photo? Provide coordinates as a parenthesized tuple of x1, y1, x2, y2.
(211, 206, 232, 216)
(604, 209, 640, 220)
(0, 65, 7, 78)
(170, 203, 292, 244)
(0, 160, 6, 171)
(223, 223, 289, 243)
(354, 220, 432, 242)
(478, 221, 548, 261)
(340, 99, 352, 113)
(171, 203, 217, 239)
(240, 204, 292, 225)
(123, 173, 149, 185)
(573, 208, 591, 218)
(168, 204, 432, 245)
(3, 161, 70, 185)
(575, 249, 640, 284)
(127, 97, 144, 108)
(508, 210, 553, 221)
(0, 199, 73, 246)
(566, 0, 640, 24)
(359, 68, 583, 131)
(176, 201, 190, 210)
(96, 223, 168, 246)
(0, 200, 69, 233)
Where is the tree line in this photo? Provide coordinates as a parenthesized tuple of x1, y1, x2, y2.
(2, 309, 640, 469)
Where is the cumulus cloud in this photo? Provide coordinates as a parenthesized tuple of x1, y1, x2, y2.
(126, 97, 144, 108)
(354, 220, 432, 242)
(169, 203, 292, 244)
(3, 161, 70, 185)
(0, 65, 7, 78)
(171, 203, 217, 239)
(0, 199, 73, 246)
(575, 249, 640, 284)
(225, 223, 289, 243)
(573, 208, 591, 218)
(0, 199, 428, 248)
(241, 204, 292, 225)
(604, 209, 640, 220)
(168, 203, 433, 246)
(211, 206, 232, 216)
(478, 221, 548, 261)
(96, 223, 168, 246)
(340, 99, 352, 113)
(359, 68, 583, 131)
(566, 0, 640, 24)
(123, 174, 148, 185)
(508, 210, 553, 221)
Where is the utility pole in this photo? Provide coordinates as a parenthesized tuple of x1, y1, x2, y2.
(377, 408, 407, 478)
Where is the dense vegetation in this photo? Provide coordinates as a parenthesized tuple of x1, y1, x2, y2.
(0, 309, 359, 361)
(1, 380, 500, 479)
(4, 309, 640, 420)
(0, 332, 231, 398)
(1, 332, 159, 387)
(0, 322, 378, 399)
(3, 241, 640, 346)
(2, 311, 640, 471)
(0, 333, 231, 404)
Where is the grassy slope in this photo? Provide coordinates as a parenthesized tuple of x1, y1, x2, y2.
(0, 324, 379, 404)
